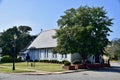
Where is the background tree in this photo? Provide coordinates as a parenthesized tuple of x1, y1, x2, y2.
(0, 26, 20, 56)
(18, 26, 33, 53)
(18, 26, 32, 34)
(0, 26, 33, 57)
(53, 6, 113, 63)
(108, 39, 120, 60)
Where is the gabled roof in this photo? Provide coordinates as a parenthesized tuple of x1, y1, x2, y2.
(28, 29, 57, 49)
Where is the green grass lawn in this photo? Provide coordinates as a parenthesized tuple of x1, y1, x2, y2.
(0, 62, 65, 73)
(0, 67, 34, 73)
(111, 60, 120, 62)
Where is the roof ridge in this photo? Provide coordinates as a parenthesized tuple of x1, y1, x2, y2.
(41, 29, 57, 32)
(37, 29, 57, 36)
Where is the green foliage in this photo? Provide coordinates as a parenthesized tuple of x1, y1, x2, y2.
(0, 55, 23, 63)
(39, 60, 71, 64)
(0, 26, 33, 56)
(39, 60, 50, 63)
(64, 61, 71, 66)
(49, 60, 59, 63)
(16, 57, 23, 62)
(72, 60, 81, 64)
(39, 60, 60, 63)
(108, 38, 120, 60)
(1, 55, 12, 63)
(61, 60, 69, 64)
(34, 59, 39, 62)
(53, 6, 113, 61)
(18, 25, 32, 34)
(0, 26, 20, 56)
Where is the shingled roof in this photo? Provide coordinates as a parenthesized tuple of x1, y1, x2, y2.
(28, 29, 57, 49)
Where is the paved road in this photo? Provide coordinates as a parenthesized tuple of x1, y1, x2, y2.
(0, 62, 120, 80)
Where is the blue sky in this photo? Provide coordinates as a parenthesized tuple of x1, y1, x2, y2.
(0, 0, 120, 40)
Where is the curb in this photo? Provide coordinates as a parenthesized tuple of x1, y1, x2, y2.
(15, 69, 86, 75)
(48, 69, 86, 75)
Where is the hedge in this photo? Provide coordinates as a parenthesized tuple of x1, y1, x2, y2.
(1, 55, 23, 63)
(1, 55, 12, 63)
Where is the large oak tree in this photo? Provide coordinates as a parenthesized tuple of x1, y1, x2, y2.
(53, 6, 113, 62)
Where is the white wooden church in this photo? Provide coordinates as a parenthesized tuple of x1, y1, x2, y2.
(22, 29, 106, 63)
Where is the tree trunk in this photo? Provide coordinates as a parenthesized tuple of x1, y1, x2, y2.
(81, 55, 88, 69)
(95, 54, 99, 63)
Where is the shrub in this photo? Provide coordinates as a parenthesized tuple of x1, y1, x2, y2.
(61, 60, 69, 64)
(49, 60, 59, 63)
(72, 60, 81, 64)
(16, 57, 23, 62)
(39, 60, 43, 62)
(64, 61, 71, 66)
(34, 59, 39, 62)
(59, 61, 62, 64)
(1, 55, 12, 63)
(30, 60, 33, 62)
(39, 60, 49, 63)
